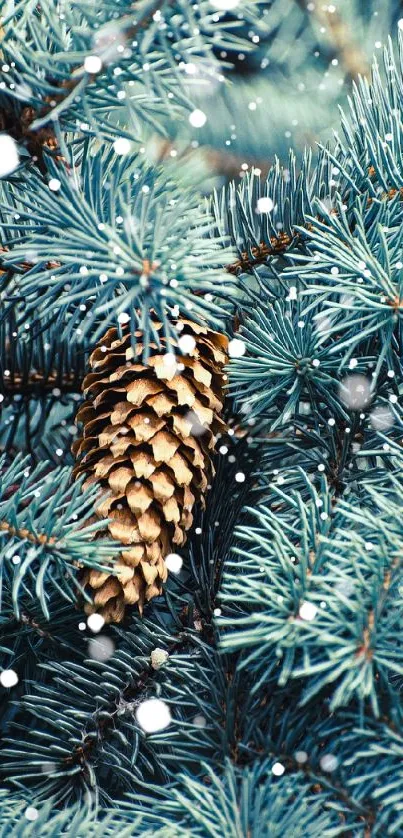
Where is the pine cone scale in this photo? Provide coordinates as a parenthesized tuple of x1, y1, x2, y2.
(73, 318, 227, 622)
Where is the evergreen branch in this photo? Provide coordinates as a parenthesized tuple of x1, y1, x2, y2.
(0, 595, 88, 679)
(0, 0, 265, 143)
(0, 791, 121, 838)
(0, 454, 118, 620)
(1, 623, 224, 805)
(219, 467, 403, 715)
(0, 144, 237, 347)
(119, 758, 347, 836)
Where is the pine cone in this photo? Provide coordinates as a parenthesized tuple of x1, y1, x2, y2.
(73, 318, 228, 622)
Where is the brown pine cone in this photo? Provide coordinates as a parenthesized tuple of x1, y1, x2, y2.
(73, 318, 228, 622)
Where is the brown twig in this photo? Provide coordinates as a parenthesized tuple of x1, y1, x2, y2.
(0, 520, 57, 546)
(1, 372, 82, 395)
(226, 233, 295, 274)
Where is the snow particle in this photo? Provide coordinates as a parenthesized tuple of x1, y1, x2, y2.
(165, 553, 183, 573)
(136, 698, 172, 733)
(88, 635, 115, 662)
(320, 754, 339, 772)
(339, 375, 372, 410)
(0, 134, 20, 177)
(299, 601, 318, 621)
(178, 334, 196, 355)
(228, 338, 246, 358)
(256, 196, 274, 213)
(48, 178, 61, 192)
(87, 613, 105, 633)
(370, 406, 394, 431)
(235, 472, 245, 483)
(295, 750, 308, 764)
(272, 761, 285, 776)
(84, 55, 102, 74)
(113, 137, 132, 155)
(0, 669, 19, 688)
(189, 109, 207, 128)
(25, 807, 39, 822)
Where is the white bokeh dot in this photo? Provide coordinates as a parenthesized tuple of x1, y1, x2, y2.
(340, 375, 372, 410)
(113, 137, 132, 155)
(48, 178, 61, 192)
(256, 196, 274, 213)
(87, 613, 105, 633)
(84, 55, 102, 74)
(299, 601, 317, 621)
(0, 669, 18, 688)
(228, 338, 246, 358)
(320, 754, 339, 772)
(25, 807, 39, 822)
(295, 750, 308, 764)
(193, 714, 207, 728)
(88, 635, 115, 662)
(0, 134, 20, 177)
(189, 109, 207, 128)
(178, 334, 196, 355)
(136, 698, 172, 733)
(165, 553, 183, 573)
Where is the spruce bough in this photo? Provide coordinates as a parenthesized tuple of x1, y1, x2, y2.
(0, 3, 403, 835)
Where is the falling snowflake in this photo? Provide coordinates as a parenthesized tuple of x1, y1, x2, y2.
(256, 197, 274, 213)
(88, 635, 115, 662)
(370, 406, 394, 431)
(320, 754, 339, 772)
(136, 698, 172, 732)
(299, 601, 317, 621)
(25, 807, 39, 822)
(165, 553, 183, 573)
(87, 613, 105, 633)
(189, 109, 207, 128)
(272, 762, 285, 776)
(0, 135, 20, 177)
(0, 669, 19, 688)
(228, 338, 246, 358)
(339, 375, 372, 410)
